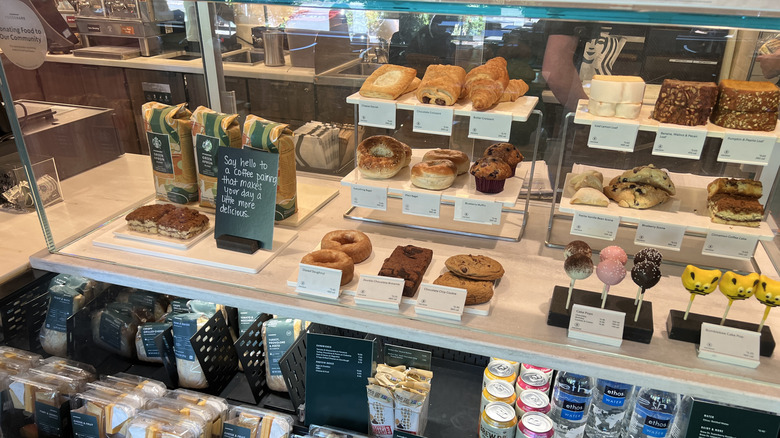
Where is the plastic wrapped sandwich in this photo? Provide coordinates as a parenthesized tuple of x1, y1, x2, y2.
(172, 312, 210, 389)
(126, 409, 205, 438)
(92, 302, 142, 358)
(166, 389, 229, 438)
(40, 284, 87, 356)
(144, 398, 216, 438)
(262, 318, 307, 392)
(70, 384, 145, 438)
(223, 405, 294, 438)
(99, 373, 167, 399)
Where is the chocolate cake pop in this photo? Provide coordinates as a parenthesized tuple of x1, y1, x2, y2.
(596, 258, 626, 308)
(718, 271, 759, 324)
(600, 245, 627, 266)
(564, 254, 594, 309)
(633, 249, 663, 304)
(564, 241, 592, 259)
(631, 261, 661, 322)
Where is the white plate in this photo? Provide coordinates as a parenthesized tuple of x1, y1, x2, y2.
(113, 222, 212, 250)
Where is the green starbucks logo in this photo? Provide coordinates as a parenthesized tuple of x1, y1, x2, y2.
(202, 138, 213, 152)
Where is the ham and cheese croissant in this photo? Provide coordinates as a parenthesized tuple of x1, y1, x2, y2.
(499, 79, 529, 103)
(465, 57, 510, 110)
(416, 64, 467, 106)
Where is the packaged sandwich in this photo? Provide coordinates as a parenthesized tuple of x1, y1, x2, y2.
(142, 102, 199, 204)
(135, 320, 172, 364)
(70, 386, 145, 438)
(116, 289, 169, 321)
(40, 284, 87, 356)
(144, 398, 215, 438)
(262, 318, 307, 392)
(172, 312, 210, 389)
(308, 425, 369, 438)
(126, 409, 205, 438)
(238, 309, 263, 335)
(167, 389, 228, 438)
(98, 373, 167, 399)
(223, 405, 294, 438)
(243, 115, 298, 220)
(8, 371, 84, 437)
(91, 302, 142, 358)
(49, 273, 104, 302)
(35, 357, 96, 384)
(0, 346, 42, 370)
(191, 106, 241, 208)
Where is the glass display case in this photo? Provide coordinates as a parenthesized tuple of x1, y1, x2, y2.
(2, 0, 780, 420)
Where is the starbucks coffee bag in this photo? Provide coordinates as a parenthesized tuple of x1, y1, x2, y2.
(191, 106, 241, 208)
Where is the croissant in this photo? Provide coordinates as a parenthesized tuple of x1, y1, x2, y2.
(465, 57, 510, 110)
(416, 65, 467, 106)
(499, 79, 529, 103)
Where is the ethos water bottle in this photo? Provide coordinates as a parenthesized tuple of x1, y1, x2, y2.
(549, 372, 594, 438)
(626, 387, 679, 438)
(584, 379, 634, 438)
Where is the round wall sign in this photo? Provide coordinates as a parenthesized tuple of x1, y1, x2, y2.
(0, 1, 48, 70)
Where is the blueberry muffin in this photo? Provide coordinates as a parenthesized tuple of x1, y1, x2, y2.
(483, 143, 523, 176)
(470, 157, 512, 194)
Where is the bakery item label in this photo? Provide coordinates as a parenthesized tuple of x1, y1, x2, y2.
(702, 231, 758, 260)
(652, 124, 706, 160)
(567, 304, 624, 347)
(359, 100, 397, 129)
(453, 198, 502, 225)
(698, 323, 760, 368)
(717, 133, 775, 166)
(413, 106, 453, 136)
(570, 211, 619, 241)
(634, 221, 685, 250)
(468, 112, 512, 142)
(264, 319, 296, 376)
(296, 264, 342, 299)
(587, 120, 639, 152)
(351, 184, 388, 210)
(71, 410, 101, 438)
(415, 283, 468, 319)
(402, 191, 441, 218)
(356, 275, 405, 309)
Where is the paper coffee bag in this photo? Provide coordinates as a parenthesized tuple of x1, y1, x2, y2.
(191, 106, 241, 208)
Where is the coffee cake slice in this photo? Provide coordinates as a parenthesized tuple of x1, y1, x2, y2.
(157, 207, 209, 239)
(708, 194, 764, 228)
(125, 204, 176, 234)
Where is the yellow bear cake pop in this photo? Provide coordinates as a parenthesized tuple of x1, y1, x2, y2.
(681, 265, 721, 320)
(756, 275, 780, 331)
(718, 272, 759, 324)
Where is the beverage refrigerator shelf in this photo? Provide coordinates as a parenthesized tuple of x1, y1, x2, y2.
(346, 92, 539, 122)
(341, 149, 528, 208)
(558, 165, 774, 241)
(572, 99, 780, 140)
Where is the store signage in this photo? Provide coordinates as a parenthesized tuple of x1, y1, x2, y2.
(413, 106, 453, 136)
(453, 198, 502, 225)
(567, 304, 624, 347)
(587, 120, 639, 152)
(402, 190, 441, 218)
(351, 184, 387, 210)
(698, 323, 760, 368)
(384, 344, 432, 370)
(215, 147, 278, 253)
(354, 275, 404, 309)
(687, 399, 780, 438)
(702, 231, 758, 260)
(468, 112, 512, 142)
(296, 264, 342, 299)
(634, 220, 685, 251)
(358, 100, 396, 129)
(652, 124, 706, 160)
(415, 283, 467, 320)
(0, 1, 48, 70)
(717, 133, 775, 166)
(570, 211, 619, 240)
(306, 334, 373, 434)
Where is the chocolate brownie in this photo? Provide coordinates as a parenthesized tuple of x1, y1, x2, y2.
(378, 245, 433, 297)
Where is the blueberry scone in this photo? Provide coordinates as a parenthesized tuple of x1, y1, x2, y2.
(604, 181, 670, 209)
(614, 165, 676, 195)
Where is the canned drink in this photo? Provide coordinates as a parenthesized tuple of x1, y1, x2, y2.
(515, 389, 551, 417)
(483, 360, 517, 389)
(480, 401, 517, 438)
(481, 380, 517, 413)
(515, 369, 550, 395)
(517, 412, 554, 438)
(491, 357, 520, 375)
(521, 364, 553, 380)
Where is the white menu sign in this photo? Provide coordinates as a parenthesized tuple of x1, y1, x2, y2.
(453, 198, 502, 225)
(413, 106, 454, 135)
(296, 264, 342, 299)
(355, 275, 405, 309)
(702, 231, 758, 260)
(652, 124, 707, 159)
(402, 191, 441, 218)
(634, 220, 685, 251)
(415, 283, 467, 320)
(698, 323, 760, 368)
(587, 120, 640, 152)
(568, 304, 625, 347)
(358, 100, 396, 129)
(351, 184, 387, 210)
(570, 211, 619, 240)
(717, 133, 775, 166)
(468, 112, 512, 141)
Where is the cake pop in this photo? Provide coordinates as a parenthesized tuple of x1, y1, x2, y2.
(633, 249, 662, 304)
(596, 259, 626, 308)
(564, 241, 592, 259)
(631, 261, 661, 322)
(718, 271, 759, 324)
(564, 254, 594, 309)
(756, 275, 780, 332)
(599, 245, 627, 266)
(680, 265, 721, 320)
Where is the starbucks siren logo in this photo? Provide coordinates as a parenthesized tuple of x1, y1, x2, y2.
(202, 138, 213, 152)
(152, 136, 162, 150)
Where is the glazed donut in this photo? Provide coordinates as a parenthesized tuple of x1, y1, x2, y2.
(301, 249, 354, 285)
(321, 230, 372, 263)
(423, 149, 470, 175)
(357, 135, 408, 179)
(411, 160, 458, 190)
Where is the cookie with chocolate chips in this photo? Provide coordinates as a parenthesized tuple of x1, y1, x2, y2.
(444, 254, 505, 280)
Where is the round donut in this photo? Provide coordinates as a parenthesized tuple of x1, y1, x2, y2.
(357, 135, 408, 179)
(423, 149, 470, 175)
(301, 249, 354, 285)
(411, 160, 457, 190)
(321, 230, 372, 263)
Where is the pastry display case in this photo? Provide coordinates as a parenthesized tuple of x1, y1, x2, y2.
(2, 0, 780, 426)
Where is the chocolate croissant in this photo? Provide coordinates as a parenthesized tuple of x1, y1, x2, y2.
(416, 64, 467, 106)
(465, 57, 510, 110)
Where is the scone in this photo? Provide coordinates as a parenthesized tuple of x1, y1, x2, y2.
(614, 165, 675, 195)
(604, 181, 670, 209)
(444, 254, 504, 281)
(433, 272, 494, 305)
(571, 187, 609, 207)
(569, 170, 604, 191)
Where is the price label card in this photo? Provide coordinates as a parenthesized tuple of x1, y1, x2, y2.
(717, 133, 775, 166)
(413, 106, 454, 136)
(587, 120, 640, 152)
(355, 275, 405, 309)
(702, 231, 758, 260)
(698, 323, 760, 368)
(358, 100, 396, 129)
(296, 264, 342, 299)
(453, 198, 502, 225)
(468, 112, 512, 141)
(415, 283, 467, 320)
(568, 304, 625, 347)
(570, 211, 619, 241)
(652, 124, 706, 159)
(634, 220, 685, 251)
(402, 191, 441, 218)
(351, 184, 387, 210)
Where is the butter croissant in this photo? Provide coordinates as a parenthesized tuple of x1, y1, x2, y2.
(465, 57, 510, 110)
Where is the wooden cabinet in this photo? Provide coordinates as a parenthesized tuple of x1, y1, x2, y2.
(248, 79, 315, 128)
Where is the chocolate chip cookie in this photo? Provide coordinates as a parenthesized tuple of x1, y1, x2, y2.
(444, 254, 504, 280)
(433, 272, 494, 305)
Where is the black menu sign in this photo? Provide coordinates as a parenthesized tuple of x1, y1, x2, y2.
(215, 147, 279, 253)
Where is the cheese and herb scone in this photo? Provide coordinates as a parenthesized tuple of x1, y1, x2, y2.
(359, 65, 418, 100)
(415, 64, 467, 106)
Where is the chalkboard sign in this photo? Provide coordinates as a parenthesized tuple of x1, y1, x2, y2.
(215, 147, 279, 253)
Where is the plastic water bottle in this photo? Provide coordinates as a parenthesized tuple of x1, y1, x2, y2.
(549, 372, 594, 438)
(584, 379, 634, 438)
(625, 387, 679, 438)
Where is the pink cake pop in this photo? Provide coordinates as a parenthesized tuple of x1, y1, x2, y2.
(564, 254, 594, 309)
(596, 258, 626, 308)
(600, 245, 628, 266)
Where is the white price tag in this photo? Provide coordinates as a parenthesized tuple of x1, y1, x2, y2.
(468, 112, 512, 141)
(587, 120, 640, 152)
(570, 211, 619, 241)
(702, 231, 758, 260)
(453, 198, 502, 225)
(634, 220, 685, 251)
(402, 191, 441, 218)
(717, 133, 775, 166)
(354, 275, 405, 309)
(698, 323, 760, 368)
(652, 124, 706, 159)
(413, 106, 454, 136)
(415, 283, 467, 320)
(296, 264, 342, 299)
(358, 100, 396, 129)
(351, 184, 387, 210)
(568, 304, 625, 347)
